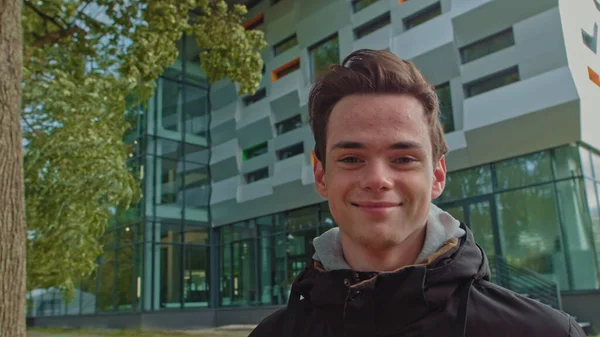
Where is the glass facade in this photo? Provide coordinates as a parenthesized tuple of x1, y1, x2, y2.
(28, 143, 600, 317)
(436, 145, 600, 290)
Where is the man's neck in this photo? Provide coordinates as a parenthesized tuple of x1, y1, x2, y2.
(340, 225, 427, 272)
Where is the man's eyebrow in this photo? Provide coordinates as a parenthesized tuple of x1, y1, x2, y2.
(388, 141, 423, 150)
(329, 141, 423, 151)
(330, 141, 365, 151)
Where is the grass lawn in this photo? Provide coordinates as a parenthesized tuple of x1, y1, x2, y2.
(28, 327, 252, 337)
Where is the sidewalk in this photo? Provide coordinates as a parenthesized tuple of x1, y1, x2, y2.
(27, 325, 256, 337)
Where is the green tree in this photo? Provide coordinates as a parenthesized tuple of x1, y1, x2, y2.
(22, 0, 266, 300)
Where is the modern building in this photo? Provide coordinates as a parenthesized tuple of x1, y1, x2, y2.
(29, 0, 600, 331)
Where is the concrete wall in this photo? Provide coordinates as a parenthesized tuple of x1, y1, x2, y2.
(562, 291, 600, 335)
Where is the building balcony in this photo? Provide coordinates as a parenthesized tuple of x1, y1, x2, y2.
(236, 99, 274, 150)
(210, 138, 239, 182)
(272, 153, 306, 188)
(392, 13, 453, 61)
(462, 66, 580, 165)
(210, 175, 240, 205)
(238, 177, 273, 203)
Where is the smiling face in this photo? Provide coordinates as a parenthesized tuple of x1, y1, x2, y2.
(313, 93, 447, 251)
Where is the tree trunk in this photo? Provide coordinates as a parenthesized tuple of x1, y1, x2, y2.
(0, 0, 26, 336)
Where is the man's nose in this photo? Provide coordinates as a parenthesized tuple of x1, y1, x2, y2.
(359, 160, 394, 191)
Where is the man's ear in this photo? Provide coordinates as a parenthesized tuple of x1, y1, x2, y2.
(312, 151, 328, 198)
(431, 156, 447, 199)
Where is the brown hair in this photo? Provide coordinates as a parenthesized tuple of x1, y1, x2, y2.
(308, 49, 448, 166)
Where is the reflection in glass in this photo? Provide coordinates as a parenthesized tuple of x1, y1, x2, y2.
(309, 34, 340, 82)
(554, 145, 582, 179)
(438, 165, 492, 203)
(161, 78, 180, 132)
(495, 151, 552, 190)
(184, 245, 209, 307)
(556, 179, 599, 289)
(469, 201, 495, 256)
(159, 244, 182, 309)
(495, 184, 569, 288)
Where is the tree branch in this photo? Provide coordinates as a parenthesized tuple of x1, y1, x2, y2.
(21, 115, 42, 137)
(24, 0, 66, 30)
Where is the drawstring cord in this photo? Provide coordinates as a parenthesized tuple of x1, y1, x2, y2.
(456, 278, 476, 337)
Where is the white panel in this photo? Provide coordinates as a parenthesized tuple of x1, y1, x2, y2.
(210, 138, 237, 165)
(210, 176, 239, 205)
(463, 66, 579, 131)
(392, 14, 453, 60)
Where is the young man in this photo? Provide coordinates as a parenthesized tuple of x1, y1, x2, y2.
(249, 49, 586, 337)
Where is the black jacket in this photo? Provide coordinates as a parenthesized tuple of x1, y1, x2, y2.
(249, 224, 586, 337)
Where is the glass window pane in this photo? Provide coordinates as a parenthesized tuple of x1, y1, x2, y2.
(592, 150, 600, 180)
(460, 29, 515, 64)
(184, 85, 209, 137)
(115, 246, 135, 311)
(288, 206, 318, 231)
(184, 226, 209, 245)
(495, 151, 552, 190)
(404, 3, 441, 30)
(232, 221, 255, 241)
(286, 230, 317, 286)
(309, 34, 340, 81)
(353, 0, 380, 12)
(354, 12, 391, 39)
(220, 243, 232, 306)
(184, 245, 209, 307)
(231, 240, 258, 306)
(161, 77, 181, 132)
(79, 271, 97, 315)
(158, 158, 182, 207)
(554, 145, 582, 179)
(435, 83, 454, 133)
(276, 115, 303, 135)
(97, 251, 115, 312)
(159, 222, 183, 244)
(465, 66, 520, 98)
(443, 206, 465, 224)
(556, 179, 599, 289)
(438, 165, 492, 202)
(469, 201, 496, 256)
(580, 147, 594, 178)
(159, 244, 182, 309)
(495, 184, 569, 289)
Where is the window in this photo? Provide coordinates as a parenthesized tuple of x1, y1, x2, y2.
(309, 34, 340, 82)
(243, 88, 266, 106)
(276, 115, 303, 135)
(404, 3, 441, 30)
(273, 34, 298, 56)
(244, 12, 264, 30)
(244, 0, 262, 10)
(354, 13, 391, 40)
(245, 167, 269, 183)
(272, 58, 300, 82)
(464, 66, 520, 98)
(435, 83, 455, 133)
(277, 143, 304, 160)
(460, 29, 515, 64)
(352, 0, 380, 12)
(243, 142, 268, 161)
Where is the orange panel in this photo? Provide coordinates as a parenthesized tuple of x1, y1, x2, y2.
(588, 66, 600, 87)
(271, 58, 300, 82)
(243, 12, 264, 30)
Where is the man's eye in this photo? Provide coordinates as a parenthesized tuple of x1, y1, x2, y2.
(394, 157, 416, 164)
(340, 157, 360, 163)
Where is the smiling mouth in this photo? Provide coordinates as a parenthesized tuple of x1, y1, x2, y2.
(351, 202, 400, 208)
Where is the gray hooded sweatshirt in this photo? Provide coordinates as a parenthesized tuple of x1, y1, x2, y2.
(312, 203, 466, 271)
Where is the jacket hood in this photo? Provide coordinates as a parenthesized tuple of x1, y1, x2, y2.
(312, 204, 467, 270)
(288, 224, 490, 332)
